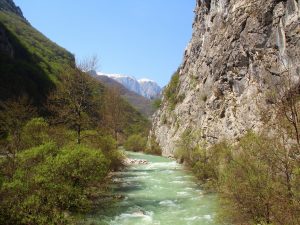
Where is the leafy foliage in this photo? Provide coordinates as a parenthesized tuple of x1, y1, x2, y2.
(152, 98, 162, 110)
(124, 134, 147, 152)
(0, 143, 109, 225)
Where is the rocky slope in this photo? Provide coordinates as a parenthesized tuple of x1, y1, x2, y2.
(98, 73, 162, 99)
(151, 0, 300, 156)
(139, 79, 162, 99)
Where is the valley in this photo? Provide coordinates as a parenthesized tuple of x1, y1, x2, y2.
(0, 0, 300, 225)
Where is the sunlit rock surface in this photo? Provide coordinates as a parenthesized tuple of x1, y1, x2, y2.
(151, 0, 300, 156)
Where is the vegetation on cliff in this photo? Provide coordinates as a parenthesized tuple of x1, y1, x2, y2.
(174, 81, 300, 224)
(164, 70, 181, 110)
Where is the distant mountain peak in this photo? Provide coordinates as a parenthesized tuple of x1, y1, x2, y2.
(138, 78, 155, 83)
(97, 72, 135, 80)
(97, 72, 161, 99)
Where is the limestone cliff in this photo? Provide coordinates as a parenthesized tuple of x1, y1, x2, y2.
(151, 0, 300, 156)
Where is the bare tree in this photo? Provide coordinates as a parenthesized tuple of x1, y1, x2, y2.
(48, 67, 100, 144)
(76, 55, 100, 73)
(101, 87, 125, 141)
(259, 58, 300, 208)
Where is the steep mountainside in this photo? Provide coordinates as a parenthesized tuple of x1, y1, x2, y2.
(90, 72, 156, 117)
(0, 0, 74, 104)
(151, 0, 300, 156)
(98, 72, 162, 99)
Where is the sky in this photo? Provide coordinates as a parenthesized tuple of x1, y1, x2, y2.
(14, 0, 195, 87)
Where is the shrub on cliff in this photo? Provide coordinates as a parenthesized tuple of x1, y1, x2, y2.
(164, 70, 180, 110)
(152, 98, 162, 110)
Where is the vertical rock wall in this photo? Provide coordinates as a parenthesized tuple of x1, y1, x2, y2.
(151, 0, 300, 156)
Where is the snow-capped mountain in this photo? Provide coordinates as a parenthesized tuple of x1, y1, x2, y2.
(97, 72, 162, 99)
(138, 79, 162, 99)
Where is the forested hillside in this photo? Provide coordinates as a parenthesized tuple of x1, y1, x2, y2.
(0, 7, 74, 104)
(0, 1, 149, 224)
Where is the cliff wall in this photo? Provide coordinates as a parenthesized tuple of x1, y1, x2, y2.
(151, 0, 300, 156)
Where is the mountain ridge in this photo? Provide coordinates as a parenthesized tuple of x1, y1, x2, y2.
(98, 72, 162, 100)
(89, 71, 156, 117)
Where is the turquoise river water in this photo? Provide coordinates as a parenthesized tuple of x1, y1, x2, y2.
(87, 151, 220, 225)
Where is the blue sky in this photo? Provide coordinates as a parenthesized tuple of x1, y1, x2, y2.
(14, 0, 195, 87)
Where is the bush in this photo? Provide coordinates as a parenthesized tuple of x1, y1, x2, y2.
(82, 132, 124, 170)
(21, 117, 50, 149)
(124, 134, 146, 152)
(174, 128, 197, 163)
(152, 99, 162, 110)
(192, 142, 231, 190)
(219, 132, 300, 225)
(44, 145, 110, 189)
(0, 143, 110, 225)
(47, 125, 76, 147)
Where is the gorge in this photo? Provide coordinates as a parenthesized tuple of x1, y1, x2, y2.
(0, 0, 300, 224)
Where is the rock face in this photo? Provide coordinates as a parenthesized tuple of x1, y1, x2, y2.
(98, 73, 162, 99)
(138, 79, 162, 99)
(151, 0, 300, 156)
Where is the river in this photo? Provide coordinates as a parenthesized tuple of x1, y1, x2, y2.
(86, 151, 220, 225)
